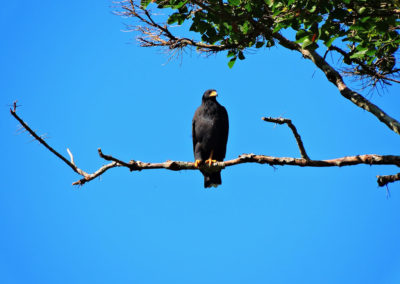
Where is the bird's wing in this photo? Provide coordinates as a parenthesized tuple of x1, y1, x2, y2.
(218, 106, 229, 160)
(192, 109, 200, 152)
(192, 118, 197, 151)
(221, 106, 229, 140)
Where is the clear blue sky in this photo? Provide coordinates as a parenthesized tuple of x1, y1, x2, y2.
(2, 1, 400, 283)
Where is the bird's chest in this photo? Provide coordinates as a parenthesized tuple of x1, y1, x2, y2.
(195, 117, 223, 145)
(196, 110, 220, 128)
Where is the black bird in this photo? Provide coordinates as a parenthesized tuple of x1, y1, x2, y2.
(192, 89, 229, 188)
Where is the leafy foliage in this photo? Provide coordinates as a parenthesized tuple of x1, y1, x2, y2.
(137, 0, 399, 81)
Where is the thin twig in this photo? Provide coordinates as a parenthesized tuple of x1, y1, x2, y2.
(262, 117, 310, 160)
(72, 162, 119, 186)
(10, 104, 79, 173)
(10, 102, 89, 177)
(67, 148, 75, 165)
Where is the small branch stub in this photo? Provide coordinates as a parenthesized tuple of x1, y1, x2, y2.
(377, 173, 400, 187)
(67, 148, 75, 165)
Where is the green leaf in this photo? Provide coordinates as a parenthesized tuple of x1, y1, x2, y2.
(356, 46, 368, 52)
(228, 57, 237, 68)
(360, 16, 370, 23)
(264, 0, 273, 6)
(358, 6, 367, 14)
(302, 38, 314, 49)
(296, 36, 309, 44)
(309, 5, 317, 13)
(272, 23, 283, 33)
(349, 24, 366, 31)
(350, 49, 368, 59)
(273, 9, 283, 16)
(228, 0, 240, 6)
(140, 0, 152, 8)
(324, 36, 337, 48)
(167, 13, 187, 25)
(240, 21, 250, 34)
(366, 49, 377, 57)
(367, 56, 376, 65)
(295, 30, 309, 41)
(173, 1, 188, 9)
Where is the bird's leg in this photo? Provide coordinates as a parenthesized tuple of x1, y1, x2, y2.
(205, 150, 217, 166)
(194, 160, 202, 168)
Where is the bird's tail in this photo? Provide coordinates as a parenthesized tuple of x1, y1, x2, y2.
(204, 172, 222, 188)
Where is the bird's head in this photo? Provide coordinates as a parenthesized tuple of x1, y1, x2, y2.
(202, 89, 218, 102)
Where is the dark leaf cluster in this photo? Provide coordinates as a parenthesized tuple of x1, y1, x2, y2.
(138, 0, 399, 83)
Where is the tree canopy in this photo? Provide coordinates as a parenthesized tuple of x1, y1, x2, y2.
(130, 0, 399, 82)
(116, 0, 400, 134)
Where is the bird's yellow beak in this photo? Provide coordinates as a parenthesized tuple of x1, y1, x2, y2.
(209, 91, 218, 97)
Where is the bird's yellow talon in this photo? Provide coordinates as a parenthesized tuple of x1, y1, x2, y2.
(194, 160, 202, 168)
(206, 159, 217, 166)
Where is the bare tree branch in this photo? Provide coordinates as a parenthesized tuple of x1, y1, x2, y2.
(272, 33, 400, 136)
(116, 1, 236, 52)
(72, 161, 120, 186)
(66, 151, 400, 186)
(10, 104, 400, 188)
(262, 117, 310, 160)
(10, 102, 87, 176)
(377, 173, 400, 187)
(329, 45, 400, 86)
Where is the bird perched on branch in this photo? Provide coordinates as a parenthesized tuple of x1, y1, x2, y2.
(192, 89, 229, 188)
